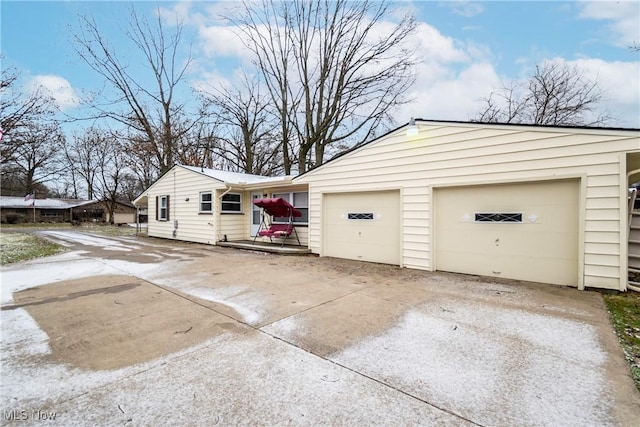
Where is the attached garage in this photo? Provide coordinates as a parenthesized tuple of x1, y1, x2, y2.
(435, 180, 579, 286)
(323, 191, 401, 265)
(295, 120, 640, 291)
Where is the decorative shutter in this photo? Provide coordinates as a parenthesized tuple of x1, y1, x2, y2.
(155, 196, 159, 221)
(166, 195, 170, 221)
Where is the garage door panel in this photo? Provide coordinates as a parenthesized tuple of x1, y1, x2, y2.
(324, 191, 400, 265)
(436, 180, 579, 286)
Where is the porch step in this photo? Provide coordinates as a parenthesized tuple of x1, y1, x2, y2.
(216, 240, 312, 255)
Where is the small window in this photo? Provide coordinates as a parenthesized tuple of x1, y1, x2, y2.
(200, 192, 212, 213)
(348, 213, 374, 220)
(475, 212, 522, 223)
(157, 195, 169, 221)
(222, 193, 242, 213)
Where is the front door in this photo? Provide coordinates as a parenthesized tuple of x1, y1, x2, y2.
(251, 191, 263, 236)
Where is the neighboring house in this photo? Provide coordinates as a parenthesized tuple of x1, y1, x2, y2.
(0, 197, 137, 224)
(133, 165, 309, 246)
(71, 200, 137, 224)
(0, 197, 88, 223)
(294, 119, 640, 292)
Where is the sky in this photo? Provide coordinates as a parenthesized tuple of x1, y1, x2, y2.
(1, 0, 639, 130)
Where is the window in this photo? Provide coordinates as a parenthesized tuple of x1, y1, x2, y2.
(156, 195, 170, 221)
(200, 191, 212, 213)
(272, 192, 308, 224)
(475, 212, 522, 223)
(348, 213, 374, 220)
(222, 193, 242, 213)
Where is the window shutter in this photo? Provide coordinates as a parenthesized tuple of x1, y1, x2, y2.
(155, 196, 159, 221)
(166, 195, 170, 221)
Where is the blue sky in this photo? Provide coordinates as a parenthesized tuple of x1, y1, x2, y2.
(2, 1, 639, 128)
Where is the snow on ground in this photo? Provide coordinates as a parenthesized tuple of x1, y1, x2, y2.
(181, 285, 266, 325)
(0, 306, 468, 426)
(333, 303, 612, 427)
(39, 231, 140, 251)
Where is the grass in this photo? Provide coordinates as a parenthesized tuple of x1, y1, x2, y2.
(0, 224, 139, 265)
(0, 232, 66, 265)
(603, 291, 640, 391)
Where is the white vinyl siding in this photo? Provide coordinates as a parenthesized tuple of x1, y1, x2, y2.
(296, 122, 640, 290)
(146, 167, 222, 244)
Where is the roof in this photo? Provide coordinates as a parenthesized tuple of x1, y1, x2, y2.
(180, 165, 291, 184)
(294, 118, 640, 180)
(0, 196, 95, 210)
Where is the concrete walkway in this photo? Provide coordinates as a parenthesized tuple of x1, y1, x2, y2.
(1, 230, 638, 426)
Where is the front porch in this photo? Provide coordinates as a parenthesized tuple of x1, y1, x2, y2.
(216, 240, 312, 255)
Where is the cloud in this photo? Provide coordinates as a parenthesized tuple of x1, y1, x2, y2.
(578, 1, 640, 47)
(396, 62, 501, 123)
(441, 1, 485, 18)
(565, 57, 640, 127)
(27, 75, 80, 111)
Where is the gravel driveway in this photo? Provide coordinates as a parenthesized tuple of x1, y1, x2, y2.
(1, 230, 639, 426)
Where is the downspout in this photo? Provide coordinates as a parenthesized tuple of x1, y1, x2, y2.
(217, 184, 234, 243)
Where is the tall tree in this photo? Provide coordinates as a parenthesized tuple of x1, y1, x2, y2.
(230, 0, 417, 173)
(475, 62, 609, 126)
(1, 121, 65, 196)
(202, 73, 282, 176)
(62, 129, 102, 199)
(71, 7, 195, 176)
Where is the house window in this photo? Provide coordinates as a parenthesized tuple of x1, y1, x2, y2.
(222, 193, 242, 213)
(200, 192, 212, 213)
(475, 212, 522, 223)
(157, 195, 170, 221)
(272, 192, 308, 224)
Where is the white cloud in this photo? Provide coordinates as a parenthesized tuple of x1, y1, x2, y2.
(442, 1, 485, 18)
(565, 57, 640, 127)
(578, 1, 640, 47)
(28, 75, 80, 111)
(397, 61, 501, 122)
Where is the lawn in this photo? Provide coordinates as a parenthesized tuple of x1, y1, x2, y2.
(603, 291, 640, 391)
(0, 224, 140, 265)
(0, 232, 66, 264)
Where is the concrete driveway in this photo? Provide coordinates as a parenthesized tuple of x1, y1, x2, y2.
(1, 230, 638, 426)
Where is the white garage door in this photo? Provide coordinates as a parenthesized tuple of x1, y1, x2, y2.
(324, 191, 401, 265)
(435, 180, 579, 286)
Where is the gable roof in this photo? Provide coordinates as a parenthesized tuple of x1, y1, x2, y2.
(294, 119, 640, 180)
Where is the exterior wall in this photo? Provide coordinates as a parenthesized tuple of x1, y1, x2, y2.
(146, 167, 225, 244)
(142, 167, 309, 246)
(296, 122, 640, 290)
(1, 207, 70, 223)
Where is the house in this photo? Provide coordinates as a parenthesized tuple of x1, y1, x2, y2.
(0, 197, 86, 223)
(70, 200, 137, 224)
(294, 119, 640, 291)
(133, 121, 640, 291)
(0, 197, 137, 224)
(133, 165, 309, 246)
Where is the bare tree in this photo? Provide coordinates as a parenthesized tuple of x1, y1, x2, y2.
(62, 129, 103, 199)
(475, 62, 609, 126)
(91, 130, 130, 223)
(70, 7, 196, 176)
(1, 121, 65, 196)
(202, 74, 282, 176)
(229, 0, 417, 173)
